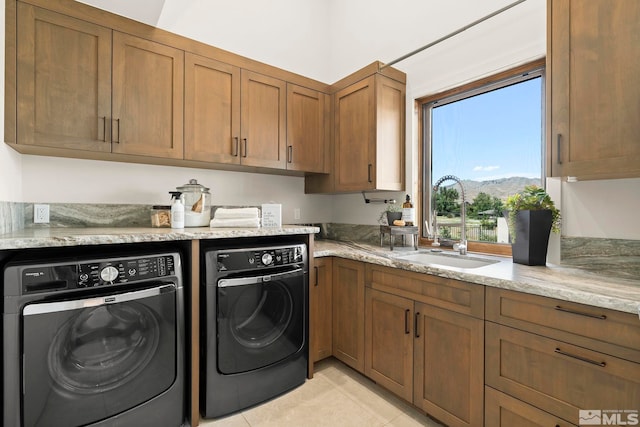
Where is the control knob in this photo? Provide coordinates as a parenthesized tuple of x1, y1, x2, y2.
(261, 252, 273, 266)
(100, 266, 119, 283)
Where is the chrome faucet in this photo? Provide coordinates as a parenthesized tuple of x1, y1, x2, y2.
(431, 175, 467, 255)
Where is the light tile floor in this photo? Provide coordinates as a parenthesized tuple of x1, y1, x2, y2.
(199, 358, 445, 427)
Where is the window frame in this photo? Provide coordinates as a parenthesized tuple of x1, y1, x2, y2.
(416, 58, 546, 256)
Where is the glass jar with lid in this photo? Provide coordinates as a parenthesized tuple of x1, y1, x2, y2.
(176, 179, 211, 227)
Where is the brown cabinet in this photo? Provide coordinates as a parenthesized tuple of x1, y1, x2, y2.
(184, 53, 240, 164)
(111, 32, 184, 158)
(16, 3, 112, 152)
(365, 288, 414, 402)
(548, 0, 640, 179)
(239, 70, 287, 169)
(305, 63, 406, 193)
(286, 84, 330, 173)
(332, 258, 365, 373)
(486, 288, 640, 425)
(15, 3, 184, 159)
(364, 264, 484, 427)
(310, 257, 333, 363)
(485, 387, 576, 427)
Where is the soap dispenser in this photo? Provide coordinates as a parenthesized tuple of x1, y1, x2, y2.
(170, 191, 185, 229)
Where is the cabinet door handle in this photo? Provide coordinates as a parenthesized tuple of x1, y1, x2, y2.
(113, 118, 120, 143)
(367, 164, 373, 183)
(314, 266, 318, 286)
(232, 137, 239, 157)
(555, 305, 607, 320)
(556, 133, 562, 164)
(554, 348, 606, 367)
(100, 116, 107, 142)
(242, 138, 248, 157)
(404, 309, 410, 334)
(287, 145, 293, 163)
(414, 312, 420, 338)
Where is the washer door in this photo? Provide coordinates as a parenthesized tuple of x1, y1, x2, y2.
(217, 268, 304, 374)
(21, 284, 177, 427)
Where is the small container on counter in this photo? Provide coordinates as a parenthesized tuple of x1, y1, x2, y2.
(151, 205, 171, 228)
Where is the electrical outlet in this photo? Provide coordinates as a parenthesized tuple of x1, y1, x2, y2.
(294, 208, 301, 220)
(34, 204, 50, 223)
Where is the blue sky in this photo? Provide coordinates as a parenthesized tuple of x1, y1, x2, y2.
(431, 76, 542, 182)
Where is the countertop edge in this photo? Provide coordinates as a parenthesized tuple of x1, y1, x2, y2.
(314, 241, 640, 315)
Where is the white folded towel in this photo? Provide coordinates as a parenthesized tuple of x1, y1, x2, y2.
(213, 207, 260, 219)
(210, 218, 261, 228)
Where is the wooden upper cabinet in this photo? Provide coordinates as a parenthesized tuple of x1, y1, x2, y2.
(239, 70, 287, 169)
(184, 53, 241, 164)
(16, 3, 112, 151)
(306, 65, 405, 194)
(112, 32, 184, 159)
(286, 84, 330, 173)
(549, 0, 640, 179)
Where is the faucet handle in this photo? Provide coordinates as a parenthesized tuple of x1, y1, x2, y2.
(454, 241, 468, 255)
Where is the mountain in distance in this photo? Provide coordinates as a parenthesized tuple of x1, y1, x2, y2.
(458, 176, 542, 202)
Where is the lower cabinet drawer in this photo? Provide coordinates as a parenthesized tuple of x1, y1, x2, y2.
(485, 322, 640, 425)
(485, 386, 577, 427)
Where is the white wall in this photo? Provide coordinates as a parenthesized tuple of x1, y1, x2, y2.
(2, 0, 639, 238)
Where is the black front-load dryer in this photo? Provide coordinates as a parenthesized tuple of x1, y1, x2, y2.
(201, 243, 308, 419)
(2, 250, 185, 427)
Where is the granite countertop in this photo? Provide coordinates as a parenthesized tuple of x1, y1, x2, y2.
(314, 240, 640, 315)
(0, 226, 319, 250)
(1, 227, 638, 315)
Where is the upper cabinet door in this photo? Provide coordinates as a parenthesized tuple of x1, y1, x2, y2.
(240, 70, 287, 169)
(334, 75, 376, 191)
(549, 0, 640, 179)
(184, 53, 241, 164)
(286, 84, 330, 173)
(112, 32, 184, 159)
(16, 3, 112, 151)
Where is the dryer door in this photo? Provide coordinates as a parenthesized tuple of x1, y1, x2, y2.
(21, 283, 177, 427)
(217, 268, 305, 374)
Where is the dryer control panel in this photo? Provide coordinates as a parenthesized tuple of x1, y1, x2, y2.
(216, 244, 305, 272)
(19, 255, 176, 294)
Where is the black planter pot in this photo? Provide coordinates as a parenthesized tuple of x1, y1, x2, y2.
(511, 210, 553, 266)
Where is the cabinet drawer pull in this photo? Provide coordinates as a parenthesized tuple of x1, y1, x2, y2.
(287, 145, 293, 163)
(367, 164, 373, 183)
(554, 348, 606, 367)
(555, 305, 606, 320)
(314, 266, 318, 287)
(242, 138, 248, 157)
(404, 309, 410, 334)
(557, 133, 562, 164)
(414, 312, 420, 338)
(232, 137, 239, 156)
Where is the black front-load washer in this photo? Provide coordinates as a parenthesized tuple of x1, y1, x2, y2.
(201, 243, 308, 418)
(2, 249, 185, 427)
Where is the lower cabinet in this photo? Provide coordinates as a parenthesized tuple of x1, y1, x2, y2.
(332, 258, 365, 372)
(310, 257, 333, 363)
(485, 386, 577, 427)
(364, 264, 485, 427)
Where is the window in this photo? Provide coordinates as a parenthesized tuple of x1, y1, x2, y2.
(420, 61, 545, 254)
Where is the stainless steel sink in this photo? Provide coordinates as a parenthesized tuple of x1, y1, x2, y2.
(393, 251, 500, 269)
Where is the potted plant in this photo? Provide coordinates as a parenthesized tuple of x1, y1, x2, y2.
(504, 185, 561, 266)
(378, 203, 402, 225)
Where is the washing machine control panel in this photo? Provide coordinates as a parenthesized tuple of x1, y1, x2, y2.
(21, 255, 176, 294)
(217, 245, 305, 271)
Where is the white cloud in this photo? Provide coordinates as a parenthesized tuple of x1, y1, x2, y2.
(473, 165, 500, 172)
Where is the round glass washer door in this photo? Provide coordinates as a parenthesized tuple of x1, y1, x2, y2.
(228, 282, 293, 349)
(48, 302, 159, 394)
